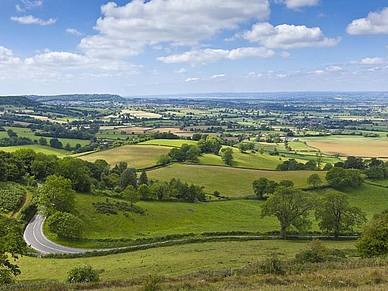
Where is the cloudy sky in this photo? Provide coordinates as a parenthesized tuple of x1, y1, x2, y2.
(1, 0, 388, 96)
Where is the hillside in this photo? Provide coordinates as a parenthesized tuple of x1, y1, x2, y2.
(0, 96, 40, 107)
(26, 94, 126, 105)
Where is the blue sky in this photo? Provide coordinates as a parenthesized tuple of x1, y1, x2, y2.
(0, 0, 388, 96)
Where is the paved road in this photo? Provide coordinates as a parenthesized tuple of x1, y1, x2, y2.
(24, 214, 89, 254)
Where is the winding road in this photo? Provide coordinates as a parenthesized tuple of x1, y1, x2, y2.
(24, 214, 89, 254)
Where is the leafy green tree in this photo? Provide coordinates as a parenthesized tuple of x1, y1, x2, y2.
(198, 136, 222, 154)
(325, 167, 363, 189)
(150, 181, 169, 200)
(356, 211, 388, 257)
(0, 216, 26, 284)
(31, 153, 59, 180)
(137, 184, 152, 200)
(261, 186, 316, 237)
(252, 177, 278, 200)
(37, 175, 76, 215)
(139, 170, 149, 186)
(307, 174, 322, 188)
(122, 185, 140, 205)
(315, 192, 366, 238)
(119, 168, 137, 189)
(220, 147, 234, 166)
(67, 265, 99, 283)
(46, 212, 84, 239)
(56, 157, 91, 192)
(49, 138, 63, 149)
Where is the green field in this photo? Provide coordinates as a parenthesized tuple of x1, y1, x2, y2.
(0, 144, 69, 156)
(139, 139, 198, 147)
(79, 145, 171, 168)
(147, 164, 326, 197)
(16, 239, 356, 283)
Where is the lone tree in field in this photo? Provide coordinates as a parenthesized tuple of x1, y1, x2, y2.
(315, 192, 366, 238)
(252, 177, 278, 200)
(307, 174, 323, 188)
(261, 186, 316, 237)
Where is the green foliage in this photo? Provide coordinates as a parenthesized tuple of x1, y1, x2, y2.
(168, 144, 201, 163)
(92, 200, 145, 215)
(157, 154, 172, 166)
(0, 182, 25, 214)
(356, 212, 388, 257)
(56, 157, 91, 192)
(258, 254, 285, 275)
(46, 212, 84, 239)
(315, 192, 367, 237)
(119, 168, 137, 190)
(325, 167, 363, 189)
(294, 240, 346, 263)
(66, 265, 99, 283)
(0, 216, 26, 284)
(252, 177, 278, 200)
(261, 186, 316, 237)
(37, 175, 76, 215)
(198, 136, 223, 155)
(220, 147, 234, 166)
(307, 173, 322, 188)
(122, 185, 140, 205)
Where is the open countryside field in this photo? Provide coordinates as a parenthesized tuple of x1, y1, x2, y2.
(139, 139, 198, 147)
(0, 144, 69, 156)
(16, 239, 356, 283)
(302, 136, 388, 158)
(147, 164, 327, 197)
(79, 145, 171, 168)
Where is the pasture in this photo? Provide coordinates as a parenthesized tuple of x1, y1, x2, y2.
(0, 145, 69, 156)
(79, 145, 171, 168)
(139, 139, 197, 147)
(147, 164, 326, 197)
(302, 136, 388, 158)
(16, 239, 356, 283)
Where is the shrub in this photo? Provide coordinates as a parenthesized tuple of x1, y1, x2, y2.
(258, 254, 285, 275)
(66, 265, 99, 283)
(295, 240, 346, 263)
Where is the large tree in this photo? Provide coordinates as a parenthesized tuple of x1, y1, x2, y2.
(220, 147, 234, 166)
(46, 212, 84, 239)
(0, 216, 26, 284)
(315, 192, 366, 238)
(37, 174, 76, 215)
(261, 186, 316, 237)
(356, 211, 388, 257)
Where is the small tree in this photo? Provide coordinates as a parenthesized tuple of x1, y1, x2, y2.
(315, 193, 366, 238)
(307, 174, 322, 188)
(253, 177, 278, 200)
(261, 186, 316, 237)
(220, 147, 234, 166)
(139, 170, 149, 186)
(122, 185, 140, 205)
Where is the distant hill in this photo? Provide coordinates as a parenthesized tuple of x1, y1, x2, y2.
(27, 94, 126, 104)
(0, 96, 40, 107)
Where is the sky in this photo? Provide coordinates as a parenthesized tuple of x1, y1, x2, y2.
(0, 0, 388, 96)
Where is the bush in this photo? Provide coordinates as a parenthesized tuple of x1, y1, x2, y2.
(66, 265, 99, 283)
(258, 254, 285, 275)
(295, 240, 346, 263)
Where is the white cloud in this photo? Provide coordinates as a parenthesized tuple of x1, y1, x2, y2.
(347, 8, 388, 35)
(16, 5, 24, 12)
(11, 15, 57, 26)
(79, 0, 270, 58)
(66, 28, 82, 36)
(0, 46, 21, 65)
(326, 65, 342, 71)
(185, 77, 200, 82)
(174, 68, 187, 74)
(157, 47, 275, 64)
(25, 52, 89, 68)
(276, 0, 319, 9)
(210, 74, 225, 79)
(314, 70, 325, 75)
(351, 57, 385, 65)
(243, 22, 340, 49)
(22, 0, 43, 9)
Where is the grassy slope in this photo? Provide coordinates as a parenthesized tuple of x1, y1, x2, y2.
(0, 144, 69, 156)
(139, 139, 197, 147)
(79, 145, 171, 168)
(147, 164, 326, 197)
(17, 239, 355, 283)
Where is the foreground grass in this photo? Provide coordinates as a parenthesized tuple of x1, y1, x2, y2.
(147, 164, 326, 197)
(16, 240, 355, 283)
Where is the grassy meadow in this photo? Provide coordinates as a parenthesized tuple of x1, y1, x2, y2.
(16, 239, 356, 283)
(0, 144, 69, 156)
(147, 164, 326, 197)
(79, 145, 171, 168)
